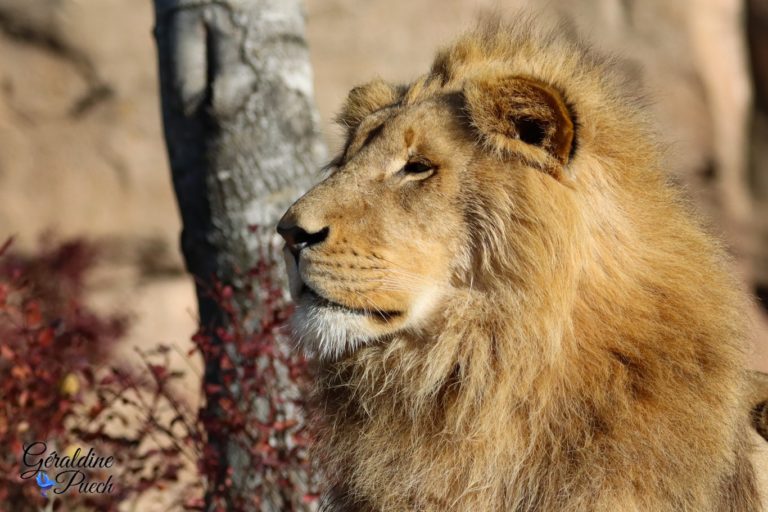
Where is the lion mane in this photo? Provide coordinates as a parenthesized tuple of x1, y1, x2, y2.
(280, 19, 768, 512)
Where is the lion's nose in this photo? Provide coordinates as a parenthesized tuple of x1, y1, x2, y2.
(276, 220, 329, 257)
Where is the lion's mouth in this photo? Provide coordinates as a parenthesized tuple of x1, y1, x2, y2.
(301, 284, 403, 322)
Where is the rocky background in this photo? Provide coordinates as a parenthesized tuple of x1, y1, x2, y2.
(0, 0, 766, 400)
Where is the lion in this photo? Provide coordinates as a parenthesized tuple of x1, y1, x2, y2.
(277, 19, 768, 511)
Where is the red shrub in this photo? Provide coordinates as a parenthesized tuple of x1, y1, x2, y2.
(0, 238, 127, 509)
(0, 236, 317, 511)
(193, 240, 318, 511)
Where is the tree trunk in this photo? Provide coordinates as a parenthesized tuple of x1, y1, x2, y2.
(152, 0, 325, 509)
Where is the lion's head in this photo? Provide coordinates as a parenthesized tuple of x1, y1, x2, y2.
(276, 26, 620, 360)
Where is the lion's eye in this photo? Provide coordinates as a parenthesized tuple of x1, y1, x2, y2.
(402, 161, 434, 174)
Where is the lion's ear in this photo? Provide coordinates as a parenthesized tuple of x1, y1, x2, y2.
(464, 75, 575, 176)
(335, 79, 403, 132)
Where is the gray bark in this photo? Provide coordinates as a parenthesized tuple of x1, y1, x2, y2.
(153, 0, 325, 510)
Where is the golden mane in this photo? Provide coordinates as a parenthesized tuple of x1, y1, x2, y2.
(301, 19, 763, 511)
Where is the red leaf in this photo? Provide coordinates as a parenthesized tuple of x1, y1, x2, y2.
(191, 331, 208, 344)
(149, 364, 168, 380)
(272, 419, 297, 431)
(205, 383, 223, 395)
(220, 355, 234, 370)
(24, 302, 42, 328)
(302, 494, 320, 504)
(37, 327, 54, 347)
(10, 364, 30, 380)
(0, 344, 14, 360)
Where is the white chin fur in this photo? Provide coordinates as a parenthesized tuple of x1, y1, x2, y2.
(290, 285, 444, 361)
(290, 300, 376, 360)
(284, 246, 380, 359)
(283, 244, 445, 359)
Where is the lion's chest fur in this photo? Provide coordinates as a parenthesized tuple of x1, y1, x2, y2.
(315, 327, 753, 511)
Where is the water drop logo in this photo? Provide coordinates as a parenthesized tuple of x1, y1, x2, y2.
(35, 470, 55, 497)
